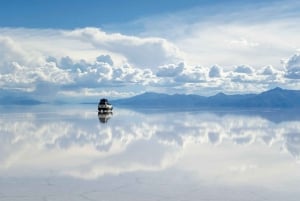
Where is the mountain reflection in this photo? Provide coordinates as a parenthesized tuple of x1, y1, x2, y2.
(0, 106, 300, 179)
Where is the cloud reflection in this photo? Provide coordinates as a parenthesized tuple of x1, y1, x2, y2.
(0, 106, 300, 180)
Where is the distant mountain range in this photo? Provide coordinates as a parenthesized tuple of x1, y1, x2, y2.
(112, 87, 300, 108)
(0, 95, 43, 105)
(1, 87, 300, 108)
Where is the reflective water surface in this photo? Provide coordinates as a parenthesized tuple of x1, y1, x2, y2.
(1, 105, 300, 201)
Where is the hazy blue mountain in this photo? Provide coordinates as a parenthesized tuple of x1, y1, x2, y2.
(0, 88, 49, 105)
(113, 92, 205, 107)
(1, 87, 300, 107)
(113, 87, 300, 108)
(0, 96, 43, 105)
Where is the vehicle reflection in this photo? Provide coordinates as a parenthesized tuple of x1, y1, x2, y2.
(98, 111, 113, 123)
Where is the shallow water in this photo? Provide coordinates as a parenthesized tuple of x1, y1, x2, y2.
(0, 105, 300, 201)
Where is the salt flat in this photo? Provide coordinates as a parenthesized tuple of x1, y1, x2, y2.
(0, 105, 299, 201)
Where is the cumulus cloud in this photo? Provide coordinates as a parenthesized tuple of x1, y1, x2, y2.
(260, 65, 277, 75)
(0, 36, 25, 68)
(0, 34, 155, 100)
(285, 53, 300, 79)
(156, 62, 184, 77)
(175, 65, 208, 83)
(1, 27, 300, 100)
(234, 65, 254, 74)
(0, 36, 44, 72)
(96, 54, 114, 66)
(66, 27, 183, 69)
(209, 65, 223, 78)
(53, 55, 157, 100)
(0, 28, 184, 100)
(0, 58, 71, 94)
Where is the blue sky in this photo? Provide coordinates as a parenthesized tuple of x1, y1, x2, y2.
(0, 0, 300, 101)
(0, 0, 204, 28)
(0, 0, 265, 28)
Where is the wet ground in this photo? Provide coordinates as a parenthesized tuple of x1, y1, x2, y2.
(0, 105, 300, 201)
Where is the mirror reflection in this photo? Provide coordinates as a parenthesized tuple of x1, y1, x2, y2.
(98, 111, 113, 123)
(1, 106, 300, 200)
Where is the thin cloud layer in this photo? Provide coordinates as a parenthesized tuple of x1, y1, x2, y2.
(138, 0, 300, 69)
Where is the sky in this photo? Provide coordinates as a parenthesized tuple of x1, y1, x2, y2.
(0, 0, 300, 101)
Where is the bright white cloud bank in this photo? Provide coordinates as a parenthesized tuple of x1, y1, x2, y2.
(0, 25, 300, 101)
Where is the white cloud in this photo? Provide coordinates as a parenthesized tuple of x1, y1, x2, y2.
(209, 65, 223, 78)
(234, 65, 254, 74)
(156, 62, 184, 77)
(0, 27, 300, 99)
(65, 27, 184, 69)
(0, 28, 183, 100)
(136, 1, 300, 69)
(260, 65, 277, 75)
(0, 36, 25, 68)
(96, 54, 114, 66)
(284, 53, 300, 79)
(228, 38, 259, 48)
(175, 65, 208, 83)
(0, 36, 44, 71)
